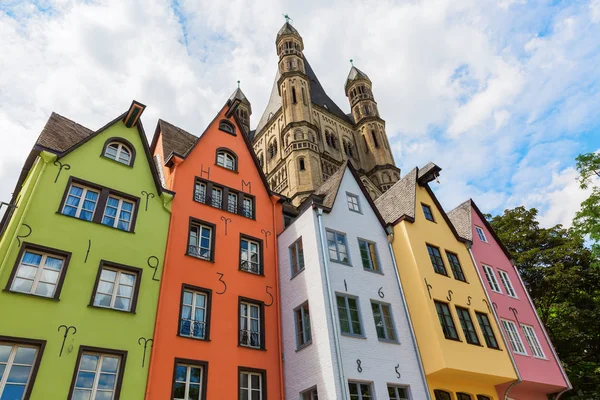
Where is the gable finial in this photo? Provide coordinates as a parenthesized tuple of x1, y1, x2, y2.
(350, 59, 354, 67)
(283, 14, 292, 24)
(237, 80, 240, 89)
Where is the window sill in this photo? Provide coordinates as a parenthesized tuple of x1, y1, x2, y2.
(100, 155, 134, 168)
(377, 338, 400, 345)
(443, 336, 462, 342)
(177, 333, 211, 342)
(434, 271, 451, 278)
(295, 341, 312, 352)
(329, 259, 352, 267)
(184, 253, 215, 263)
(348, 209, 363, 215)
(466, 341, 484, 347)
(363, 268, 384, 276)
(214, 164, 239, 174)
(2, 289, 60, 301)
(290, 267, 305, 280)
(87, 304, 136, 315)
(238, 268, 264, 277)
(238, 345, 267, 351)
(56, 212, 135, 234)
(340, 332, 366, 339)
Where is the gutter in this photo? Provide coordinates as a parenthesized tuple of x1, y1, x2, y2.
(315, 207, 349, 400)
(386, 227, 432, 400)
(466, 246, 522, 399)
(271, 196, 286, 400)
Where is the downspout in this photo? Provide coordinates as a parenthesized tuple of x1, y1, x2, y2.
(271, 197, 286, 400)
(316, 207, 348, 400)
(0, 152, 52, 274)
(386, 227, 432, 400)
(513, 263, 572, 398)
(466, 245, 522, 400)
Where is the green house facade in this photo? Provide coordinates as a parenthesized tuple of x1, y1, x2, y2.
(0, 102, 172, 399)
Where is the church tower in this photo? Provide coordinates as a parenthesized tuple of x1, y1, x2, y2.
(275, 21, 322, 202)
(345, 65, 398, 191)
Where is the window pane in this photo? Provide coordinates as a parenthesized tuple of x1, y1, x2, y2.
(76, 371, 96, 389)
(101, 357, 119, 373)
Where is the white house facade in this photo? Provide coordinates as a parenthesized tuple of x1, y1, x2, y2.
(277, 164, 430, 400)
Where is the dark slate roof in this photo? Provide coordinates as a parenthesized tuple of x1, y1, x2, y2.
(277, 22, 299, 39)
(229, 87, 251, 109)
(447, 200, 473, 241)
(313, 161, 347, 209)
(36, 112, 93, 152)
(157, 119, 198, 159)
(374, 167, 418, 224)
(345, 66, 371, 89)
(254, 57, 352, 136)
(248, 129, 256, 142)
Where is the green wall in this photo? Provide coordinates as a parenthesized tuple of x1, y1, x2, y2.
(0, 119, 171, 399)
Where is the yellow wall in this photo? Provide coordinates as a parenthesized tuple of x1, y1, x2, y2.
(390, 184, 517, 397)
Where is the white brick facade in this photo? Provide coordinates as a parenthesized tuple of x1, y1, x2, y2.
(278, 168, 429, 399)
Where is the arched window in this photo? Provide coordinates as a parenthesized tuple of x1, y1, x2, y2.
(364, 105, 371, 116)
(301, 87, 307, 105)
(258, 153, 264, 168)
(292, 87, 297, 104)
(343, 140, 354, 158)
(294, 130, 303, 141)
(298, 157, 306, 171)
(219, 120, 235, 135)
(371, 175, 379, 186)
(382, 172, 391, 183)
(371, 130, 379, 148)
(325, 132, 337, 149)
(434, 390, 452, 400)
(268, 139, 278, 160)
(216, 149, 237, 171)
(103, 139, 134, 166)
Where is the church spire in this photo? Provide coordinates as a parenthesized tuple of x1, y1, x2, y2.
(228, 83, 252, 133)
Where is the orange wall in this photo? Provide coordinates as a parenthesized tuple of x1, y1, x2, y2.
(146, 105, 283, 399)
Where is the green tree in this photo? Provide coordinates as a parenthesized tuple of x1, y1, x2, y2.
(574, 152, 600, 258)
(489, 207, 600, 399)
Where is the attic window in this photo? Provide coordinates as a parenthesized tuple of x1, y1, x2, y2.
(219, 120, 236, 135)
(323, 104, 329, 110)
(102, 138, 135, 166)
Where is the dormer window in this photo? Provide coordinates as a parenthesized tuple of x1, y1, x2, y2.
(216, 149, 237, 171)
(219, 120, 235, 135)
(103, 140, 133, 166)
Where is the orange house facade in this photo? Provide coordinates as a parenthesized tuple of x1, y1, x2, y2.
(146, 91, 284, 400)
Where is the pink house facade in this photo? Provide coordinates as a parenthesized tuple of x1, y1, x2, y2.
(449, 200, 571, 400)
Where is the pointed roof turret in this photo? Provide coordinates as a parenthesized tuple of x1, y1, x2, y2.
(345, 65, 371, 91)
(277, 21, 300, 40)
(228, 86, 252, 113)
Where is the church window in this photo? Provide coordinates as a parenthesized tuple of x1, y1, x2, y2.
(371, 130, 379, 148)
(343, 140, 354, 158)
(364, 105, 371, 116)
(362, 135, 369, 152)
(268, 140, 278, 160)
(292, 87, 297, 104)
(301, 87, 307, 105)
(299, 158, 306, 171)
(258, 153, 264, 168)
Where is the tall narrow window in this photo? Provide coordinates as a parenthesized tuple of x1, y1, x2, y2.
(346, 193, 361, 213)
(290, 238, 305, 276)
(371, 130, 379, 147)
(240, 237, 261, 275)
(228, 192, 238, 214)
(180, 287, 210, 340)
(498, 270, 517, 298)
(446, 251, 466, 282)
(211, 187, 222, 209)
(9, 246, 68, 299)
(103, 141, 132, 165)
(92, 264, 140, 313)
(194, 182, 207, 203)
(388, 386, 409, 400)
(521, 324, 545, 358)
(362, 135, 369, 152)
(292, 87, 297, 104)
(62, 184, 99, 221)
(102, 195, 135, 231)
(294, 302, 312, 349)
(434, 301, 459, 340)
(240, 301, 263, 349)
(0, 341, 42, 400)
(358, 239, 380, 272)
(475, 226, 488, 242)
(239, 370, 264, 400)
(482, 265, 502, 293)
(371, 301, 396, 341)
(426, 244, 447, 275)
(348, 382, 372, 400)
(299, 158, 306, 171)
(502, 319, 527, 355)
(70, 350, 124, 400)
(188, 221, 214, 261)
(327, 230, 349, 263)
(242, 196, 254, 219)
(216, 149, 236, 171)
(475, 312, 499, 349)
(302, 87, 308, 105)
(421, 203, 435, 221)
(173, 361, 206, 400)
(434, 390, 452, 400)
(336, 294, 362, 336)
(455, 306, 480, 345)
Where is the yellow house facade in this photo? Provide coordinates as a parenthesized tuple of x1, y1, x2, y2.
(375, 163, 518, 400)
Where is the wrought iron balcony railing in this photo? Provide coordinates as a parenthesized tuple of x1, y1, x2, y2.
(239, 329, 261, 348)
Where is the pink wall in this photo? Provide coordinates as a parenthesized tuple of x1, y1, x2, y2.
(469, 208, 569, 395)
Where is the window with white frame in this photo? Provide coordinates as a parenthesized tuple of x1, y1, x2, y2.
(103, 141, 132, 165)
(521, 324, 546, 358)
(93, 266, 138, 312)
(240, 237, 261, 274)
(337, 295, 363, 336)
(482, 264, 502, 293)
(475, 226, 488, 242)
(62, 184, 99, 221)
(347, 193, 361, 213)
(239, 370, 263, 400)
(388, 385, 409, 400)
(348, 381, 372, 400)
(227, 192, 238, 213)
(498, 270, 517, 298)
(71, 352, 122, 400)
(501, 319, 527, 355)
(102, 195, 135, 231)
(188, 221, 213, 261)
(0, 342, 40, 400)
(173, 362, 205, 400)
(358, 239, 380, 272)
(194, 182, 207, 203)
(327, 230, 349, 263)
(240, 301, 262, 349)
(242, 196, 253, 218)
(301, 387, 318, 400)
(289, 238, 304, 276)
(371, 301, 396, 341)
(180, 289, 209, 339)
(211, 187, 222, 208)
(216, 150, 236, 171)
(294, 302, 312, 349)
(10, 248, 66, 298)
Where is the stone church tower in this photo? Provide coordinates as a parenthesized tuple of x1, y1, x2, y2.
(248, 21, 399, 206)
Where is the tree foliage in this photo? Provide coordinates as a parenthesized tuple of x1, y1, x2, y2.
(574, 152, 600, 258)
(489, 207, 600, 399)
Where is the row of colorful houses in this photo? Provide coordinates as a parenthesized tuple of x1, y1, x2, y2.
(0, 96, 571, 400)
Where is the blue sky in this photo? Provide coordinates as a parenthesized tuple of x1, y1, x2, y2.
(0, 0, 599, 227)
